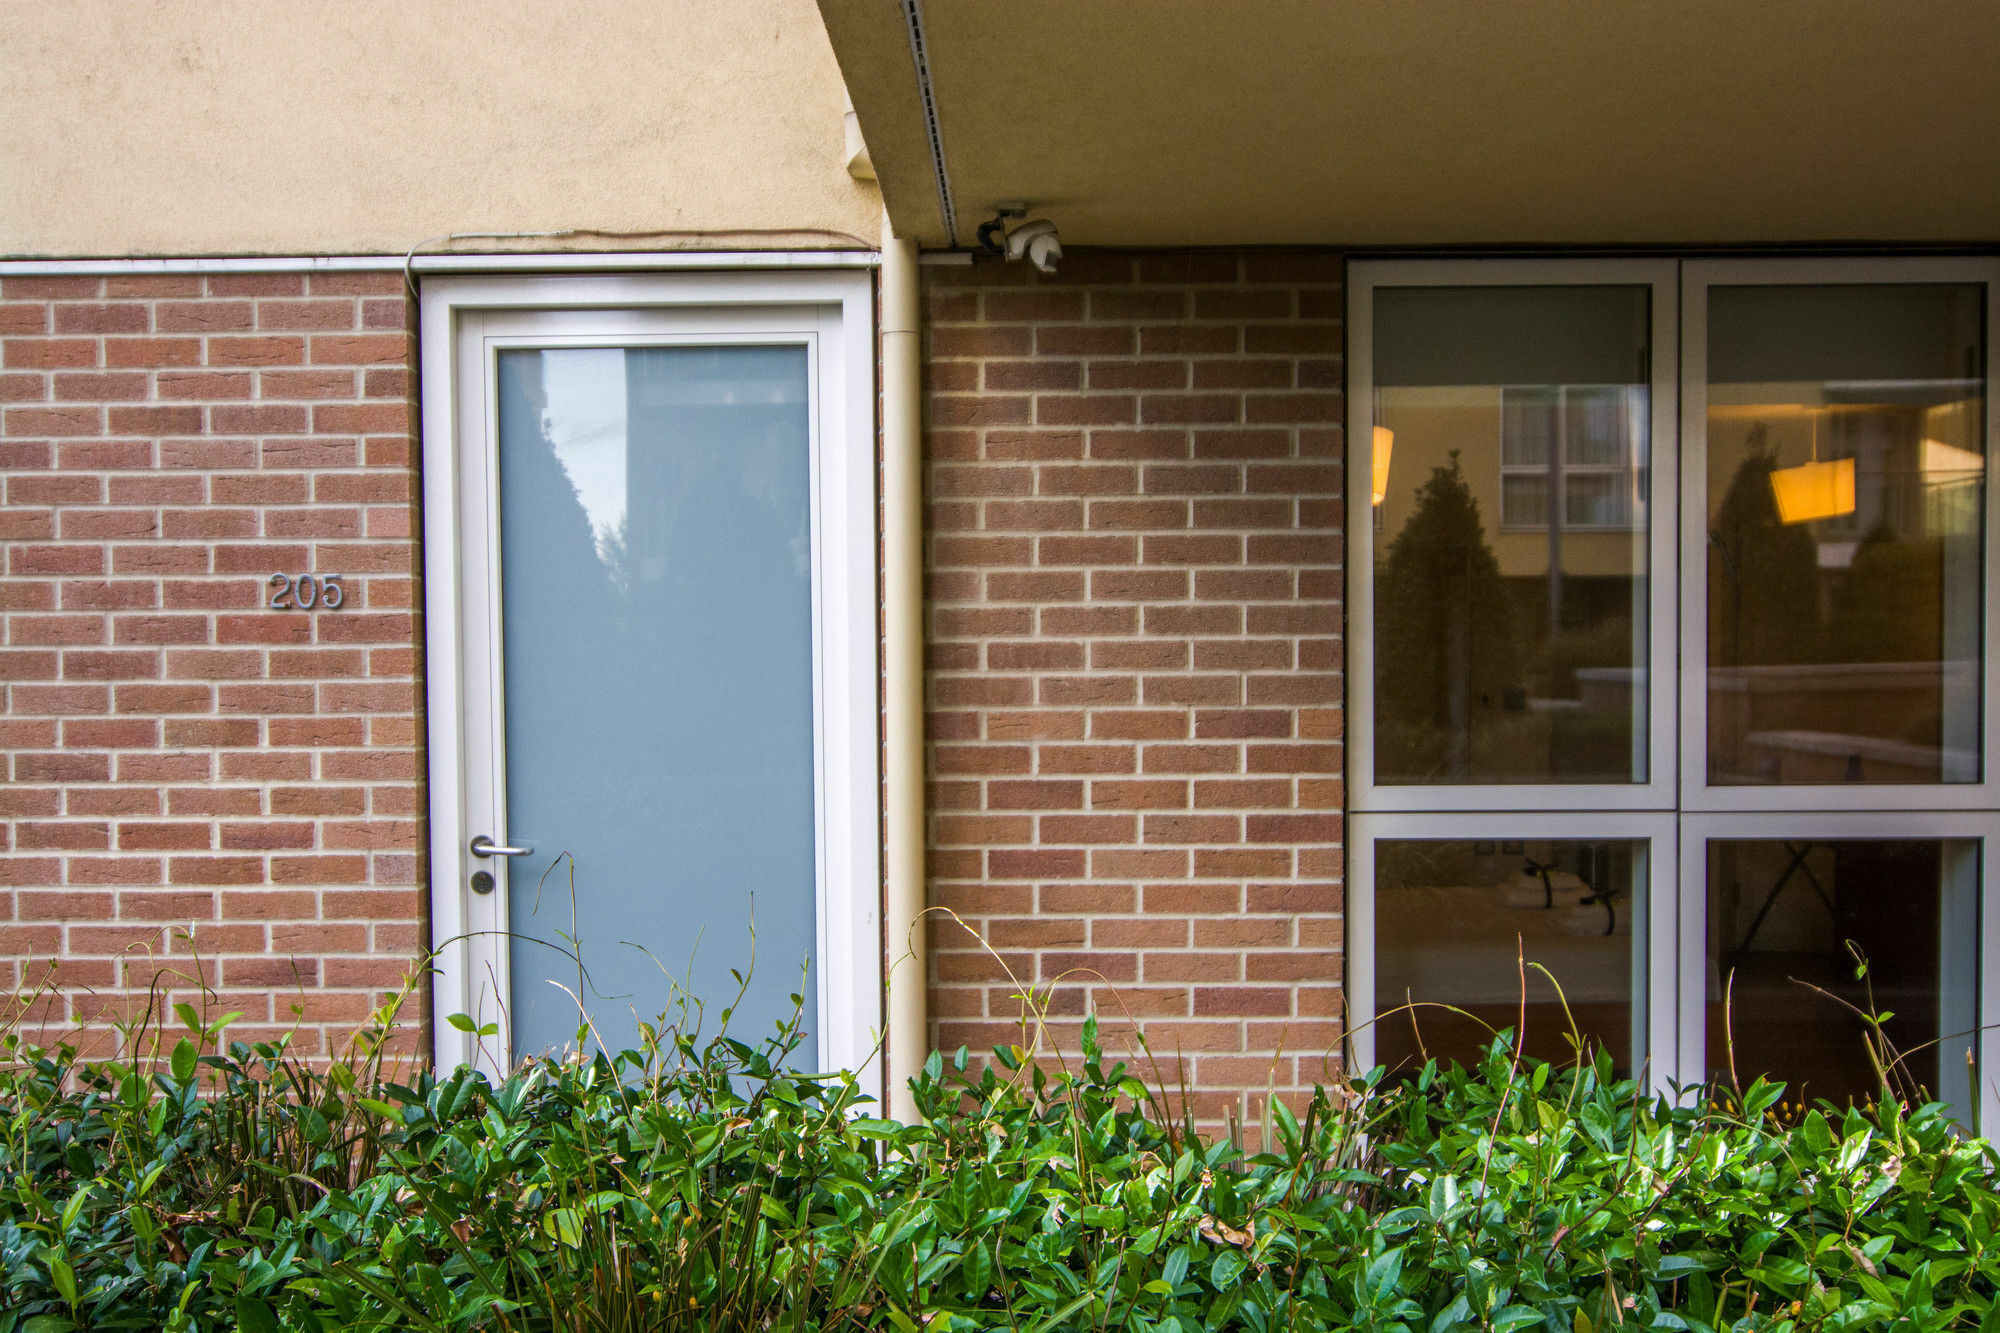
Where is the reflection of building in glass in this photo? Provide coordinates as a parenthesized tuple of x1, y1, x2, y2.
(1374, 391, 1648, 782)
(1371, 285, 1654, 787)
(1498, 384, 1647, 531)
(1705, 283, 1986, 787)
(1358, 263, 1994, 1132)
(538, 348, 632, 576)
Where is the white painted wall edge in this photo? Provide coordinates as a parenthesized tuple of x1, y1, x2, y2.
(0, 251, 881, 275)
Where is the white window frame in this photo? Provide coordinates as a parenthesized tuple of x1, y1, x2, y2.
(1348, 812, 1679, 1082)
(417, 272, 881, 1089)
(1346, 258, 1680, 813)
(1350, 256, 2000, 1120)
(1679, 257, 2000, 813)
(1674, 811, 1998, 1128)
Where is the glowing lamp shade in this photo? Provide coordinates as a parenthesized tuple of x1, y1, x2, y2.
(1768, 457, 1855, 524)
(1371, 426, 1394, 506)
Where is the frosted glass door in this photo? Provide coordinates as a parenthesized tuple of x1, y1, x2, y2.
(493, 344, 817, 1060)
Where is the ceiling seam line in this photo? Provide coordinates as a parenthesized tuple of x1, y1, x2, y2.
(901, 0, 957, 246)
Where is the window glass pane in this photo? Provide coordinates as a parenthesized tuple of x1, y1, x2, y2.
(1706, 284, 1986, 786)
(1500, 474, 1549, 528)
(1501, 387, 1555, 466)
(1373, 286, 1652, 785)
(1563, 386, 1635, 466)
(1564, 473, 1631, 529)
(1375, 838, 1645, 1076)
(1704, 838, 1978, 1120)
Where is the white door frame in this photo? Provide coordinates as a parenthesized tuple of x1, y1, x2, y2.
(418, 272, 881, 1088)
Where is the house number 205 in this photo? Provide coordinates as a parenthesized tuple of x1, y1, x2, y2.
(268, 572, 346, 610)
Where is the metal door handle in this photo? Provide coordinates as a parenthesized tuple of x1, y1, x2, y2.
(469, 834, 533, 858)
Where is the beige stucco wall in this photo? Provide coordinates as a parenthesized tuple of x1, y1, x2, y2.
(1, 0, 880, 258)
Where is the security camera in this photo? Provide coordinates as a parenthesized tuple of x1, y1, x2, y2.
(1003, 219, 1062, 274)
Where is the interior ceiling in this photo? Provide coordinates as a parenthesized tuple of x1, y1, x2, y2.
(819, 0, 2000, 250)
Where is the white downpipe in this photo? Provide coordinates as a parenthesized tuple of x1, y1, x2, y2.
(880, 210, 928, 1121)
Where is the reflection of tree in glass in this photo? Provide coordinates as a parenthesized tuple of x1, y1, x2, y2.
(1376, 453, 1519, 781)
(1827, 520, 1940, 667)
(500, 356, 625, 616)
(597, 514, 633, 599)
(1708, 427, 1819, 669)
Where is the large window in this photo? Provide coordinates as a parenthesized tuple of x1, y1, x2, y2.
(1363, 278, 1665, 792)
(1694, 280, 1988, 794)
(1349, 258, 1998, 1121)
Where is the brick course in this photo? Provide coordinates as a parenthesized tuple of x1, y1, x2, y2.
(923, 251, 1345, 1124)
(1, 272, 424, 1056)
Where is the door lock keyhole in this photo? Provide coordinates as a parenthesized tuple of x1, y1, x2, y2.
(470, 869, 496, 895)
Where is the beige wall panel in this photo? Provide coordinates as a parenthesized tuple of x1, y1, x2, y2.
(2, 0, 880, 257)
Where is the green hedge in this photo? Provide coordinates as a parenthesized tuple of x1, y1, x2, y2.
(3, 999, 1998, 1332)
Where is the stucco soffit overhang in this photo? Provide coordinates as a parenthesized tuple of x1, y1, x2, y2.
(819, 2, 952, 245)
(820, 0, 2000, 249)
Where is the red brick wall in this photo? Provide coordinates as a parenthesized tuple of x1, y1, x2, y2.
(0, 271, 425, 1057)
(923, 251, 1344, 1123)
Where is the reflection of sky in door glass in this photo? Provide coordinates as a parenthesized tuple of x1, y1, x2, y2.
(538, 349, 628, 566)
